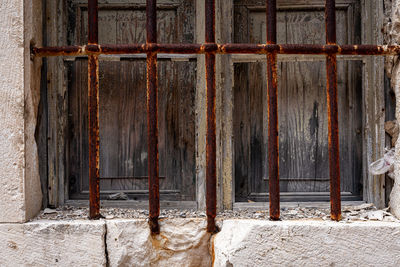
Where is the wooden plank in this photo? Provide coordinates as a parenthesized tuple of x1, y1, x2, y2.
(175, 61, 196, 200)
(361, 0, 385, 208)
(234, 0, 359, 8)
(195, 0, 206, 209)
(216, 0, 234, 210)
(234, 201, 366, 211)
(233, 2, 251, 201)
(233, 63, 251, 200)
(69, 60, 196, 199)
(66, 200, 197, 209)
(47, 0, 69, 207)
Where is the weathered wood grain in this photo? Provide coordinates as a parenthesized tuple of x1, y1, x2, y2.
(234, 0, 362, 201)
(67, 1, 196, 201)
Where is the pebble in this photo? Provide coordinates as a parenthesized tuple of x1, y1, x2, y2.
(366, 210, 384, 221)
(43, 208, 57, 214)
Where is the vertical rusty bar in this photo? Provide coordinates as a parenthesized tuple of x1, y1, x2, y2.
(266, 0, 280, 220)
(205, 0, 217, 233)
(88, 0, 101, 219)
(325, 0, 341, 221)
(147, 0, 160, 234)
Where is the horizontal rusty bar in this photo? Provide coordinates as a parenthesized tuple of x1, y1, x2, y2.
(32, 44, 400, 57)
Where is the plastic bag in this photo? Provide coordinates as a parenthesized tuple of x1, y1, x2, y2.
(369, 148, 395, 179)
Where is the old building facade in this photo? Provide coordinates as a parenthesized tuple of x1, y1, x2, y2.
(1, 0, 400, 266)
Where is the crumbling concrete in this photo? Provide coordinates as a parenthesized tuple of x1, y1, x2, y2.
(385, 0, 400, 219)
(106, 219, 212, 267)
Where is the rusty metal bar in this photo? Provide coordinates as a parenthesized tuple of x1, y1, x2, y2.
(88, 0, 101, 219)
(31, 0, 400, 226)
(146, 0, 160, 234)
(267, 0, 280, 220)
(205, 0, 217, 233)
(326, 0, 341, 221)
(33, 43, 400, 57)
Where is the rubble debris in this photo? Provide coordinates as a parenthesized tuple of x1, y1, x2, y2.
(43, 208, 57, 214)
(107, 192, 129, 200)
(31, 204, 399, 223)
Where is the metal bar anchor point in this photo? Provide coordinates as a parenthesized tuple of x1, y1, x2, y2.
(325, 0, 341, 221)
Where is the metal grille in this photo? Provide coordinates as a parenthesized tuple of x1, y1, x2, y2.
(33, 0, 400, 234)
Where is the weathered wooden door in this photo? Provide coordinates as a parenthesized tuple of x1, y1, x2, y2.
(234, 0, 363, 201)
(67, 0, 196, 201)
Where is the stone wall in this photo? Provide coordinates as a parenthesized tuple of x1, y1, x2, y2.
(0, 0, 42, 223)
(0, 1, 399, 266)
(384, 0, 400, 218)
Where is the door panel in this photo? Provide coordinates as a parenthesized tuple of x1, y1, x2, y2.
(233, 0, 362, 201)
(67, 0, 196, 201)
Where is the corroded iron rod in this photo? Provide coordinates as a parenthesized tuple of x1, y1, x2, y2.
(326, 0, 341, 221)
(88, 0, 101, 219)
(205, 0, 217, 233)
(267, 0, 280, 220)
(33, 43, 400, 57)
(147, 0, 160, 234)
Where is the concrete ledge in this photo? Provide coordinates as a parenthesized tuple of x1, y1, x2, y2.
(1, 219, 399, 266)
(213, 220, 400, 267)
(0, 220, 106, 267)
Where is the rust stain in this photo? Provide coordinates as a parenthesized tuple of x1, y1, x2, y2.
(7, 241, 17, 250)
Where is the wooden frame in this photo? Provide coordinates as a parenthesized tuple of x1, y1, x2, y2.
(43, 0, 386, 210)
(211, 0, 385, 209)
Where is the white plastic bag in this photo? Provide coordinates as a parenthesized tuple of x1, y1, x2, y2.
(369, 148, 395, 179)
